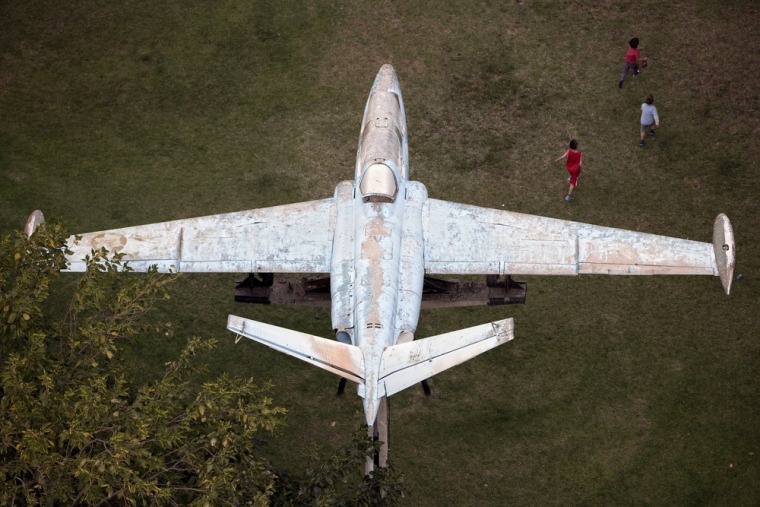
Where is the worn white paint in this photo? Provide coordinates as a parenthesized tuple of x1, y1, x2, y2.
(24, 210, 45, 238)
(31, 64, 734, 458)
(64, 200, 335, 274)
(379, 318, 514, 397)
(424, 201, 719, 277)
(227, 315, 363, 384)
(712, 213, 736, 294)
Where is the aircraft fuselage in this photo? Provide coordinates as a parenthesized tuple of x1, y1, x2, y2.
(329, 64, 425, 425)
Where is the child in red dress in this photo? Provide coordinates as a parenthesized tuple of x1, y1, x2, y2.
(555, 139, 583, 203)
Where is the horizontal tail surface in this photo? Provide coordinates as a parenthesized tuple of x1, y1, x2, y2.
(379, 318, 514, 397)
(227, 315, 364, 384)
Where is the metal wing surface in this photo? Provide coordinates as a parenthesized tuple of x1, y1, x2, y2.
(424, 199, 717, 277)
(65, 199, 335, 273)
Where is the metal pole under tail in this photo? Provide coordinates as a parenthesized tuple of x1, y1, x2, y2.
(365, 396, 390, 474)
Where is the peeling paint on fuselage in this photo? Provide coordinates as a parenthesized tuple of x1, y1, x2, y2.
(336, 64, 424, 425)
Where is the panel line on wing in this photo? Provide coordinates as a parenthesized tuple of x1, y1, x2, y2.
(65, 199, 336, 274)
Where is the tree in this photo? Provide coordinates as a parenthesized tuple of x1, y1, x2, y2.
(272, 426, 404, 506)
(0, 223, 403, 506)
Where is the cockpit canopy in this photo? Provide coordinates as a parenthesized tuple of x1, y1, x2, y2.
(359, 163, 397, 203)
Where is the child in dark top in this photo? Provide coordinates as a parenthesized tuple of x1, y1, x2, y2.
(555, 139, 583, 203)
(619, 37, 641, 88)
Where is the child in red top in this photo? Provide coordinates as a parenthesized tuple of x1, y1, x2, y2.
(618, 37, 641, 88)
(555, 139, 583, 203)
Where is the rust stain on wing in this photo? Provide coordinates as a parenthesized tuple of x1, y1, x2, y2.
(90, 232, 128, 252)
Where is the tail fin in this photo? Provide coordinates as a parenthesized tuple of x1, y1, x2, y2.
(379, 318, 514, 397)
(227, 315, 364, 384)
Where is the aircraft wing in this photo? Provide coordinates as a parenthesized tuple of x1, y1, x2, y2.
(65, 199, 335, 273)
(424, 200, 735, 294)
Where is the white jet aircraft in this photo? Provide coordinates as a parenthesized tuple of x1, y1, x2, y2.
(29, 64, 735, 438)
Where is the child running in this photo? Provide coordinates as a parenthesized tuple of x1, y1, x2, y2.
(619, 37, 641, 88)
(555, 139, 583, 203)
(639, 94, 660, 147)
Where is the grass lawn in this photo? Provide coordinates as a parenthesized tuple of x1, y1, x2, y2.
(2, 0, 759, 504)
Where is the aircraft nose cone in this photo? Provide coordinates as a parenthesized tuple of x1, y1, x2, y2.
(374, 64, 399, 91)
(380, 63, 395, 74)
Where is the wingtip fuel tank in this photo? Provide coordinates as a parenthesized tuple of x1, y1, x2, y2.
(713, 213, 735, 295)
(24, 210, 45, 237)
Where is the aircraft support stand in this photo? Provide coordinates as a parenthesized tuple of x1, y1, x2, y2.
(366, 396, 389, 475)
